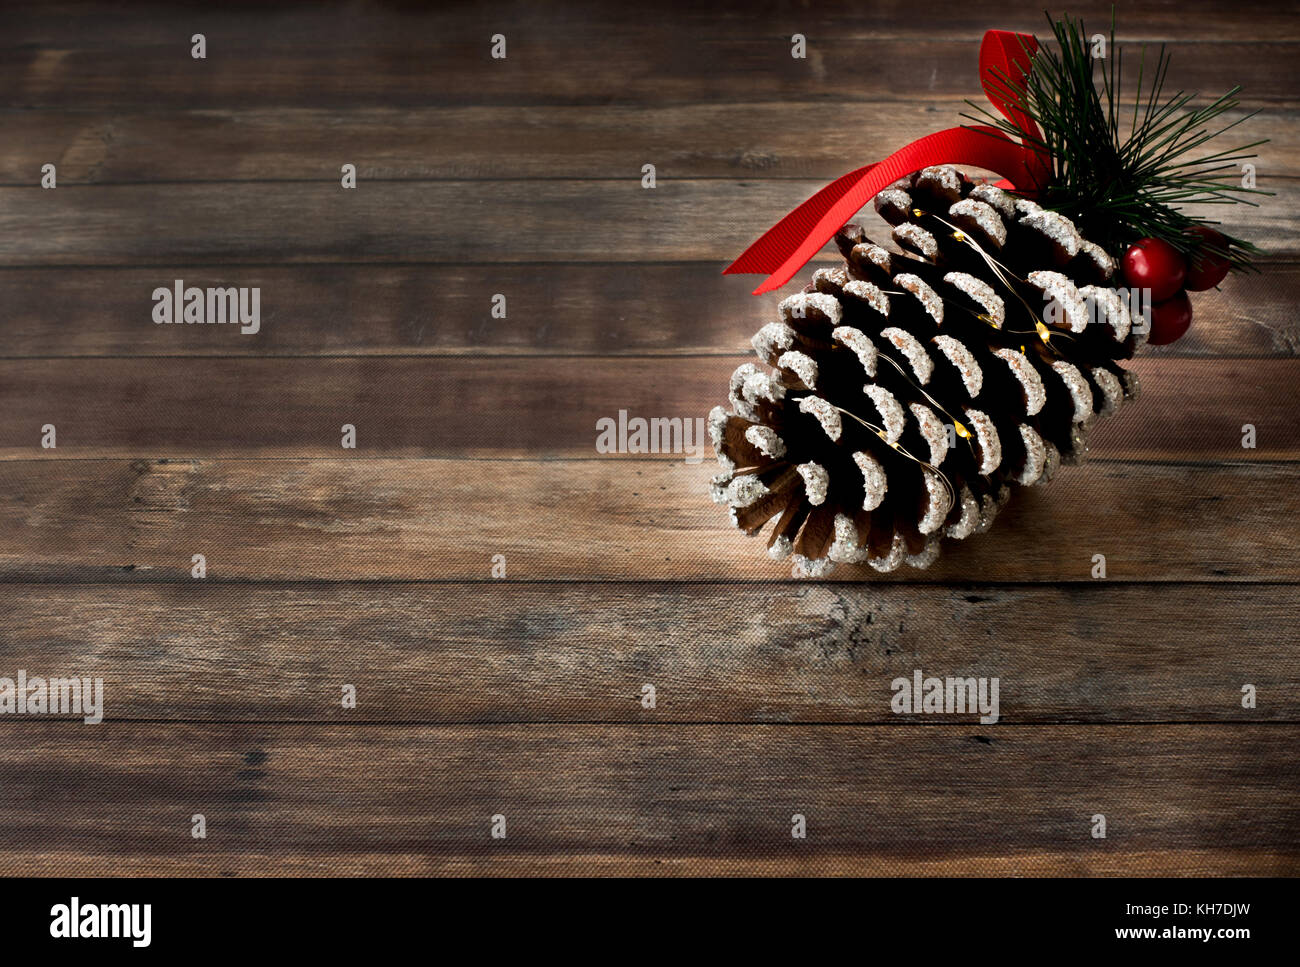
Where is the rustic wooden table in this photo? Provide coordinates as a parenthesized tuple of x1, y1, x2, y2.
(1, 0, 1297, 876)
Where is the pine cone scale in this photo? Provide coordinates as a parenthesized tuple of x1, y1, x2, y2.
(711, 165, 1139, 577)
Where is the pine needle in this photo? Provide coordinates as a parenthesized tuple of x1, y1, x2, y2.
(961, 11, 1269, 272)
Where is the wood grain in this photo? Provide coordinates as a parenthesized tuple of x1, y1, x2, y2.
(0, 723, 1295, 876)
(2, 0, 1297, 879)
(0, 583, 1295, 722)
(3, 4, 1296, 109)
(2, 179, 1295, 266)
(3, 262, 1298, 357)
(0, 357, 1291, 459)
(7, 0, 1298, 47)
(0, 458, 1293, 582)
(1, 105, 1288, 183)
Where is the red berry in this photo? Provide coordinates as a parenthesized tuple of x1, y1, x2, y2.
(1147, 290, 1193, 346)
(1123, 237, 1186, 301)
(1184, 225, 1231, 291)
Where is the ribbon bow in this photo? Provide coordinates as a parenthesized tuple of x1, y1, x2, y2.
(724, 30, 1050, 295)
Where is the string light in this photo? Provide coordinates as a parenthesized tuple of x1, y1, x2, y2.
(875, 353, 976, 461)
(910, 206, 1075, 358)
(828, 402, 956, 519)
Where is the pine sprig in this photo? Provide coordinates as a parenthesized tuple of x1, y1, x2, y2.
(962, 12, 1270, 271)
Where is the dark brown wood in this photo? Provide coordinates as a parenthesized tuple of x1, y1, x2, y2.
(0, 723, 1295, 876)
(0, 357, 1291, 459)
(2, 261, 1297, 357)
(2, 2, 1297, 109)
(1, 105, 1288, 183)
(2, 179, 1296, 266)
(0, 583, 1295, 722)
(7, 0, 1298, 48)
(2, 0, 1296, 879)
(0, 458, 1293, 582)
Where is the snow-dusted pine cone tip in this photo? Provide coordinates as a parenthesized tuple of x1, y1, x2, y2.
(710, 164, 1143, 578)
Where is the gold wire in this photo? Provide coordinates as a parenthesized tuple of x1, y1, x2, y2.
(912, 206, 1075, 359)
(827, 402, 956, 519)
(873, 353, 976, 462)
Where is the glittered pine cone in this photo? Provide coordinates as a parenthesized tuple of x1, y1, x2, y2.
(709, 165, 1144, 578)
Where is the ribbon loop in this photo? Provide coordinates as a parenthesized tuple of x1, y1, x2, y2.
(725, 30, 1048, 295)
(980, 29, 1042, 141)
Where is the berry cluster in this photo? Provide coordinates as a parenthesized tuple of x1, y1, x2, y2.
(1120, 228, 1232, 345)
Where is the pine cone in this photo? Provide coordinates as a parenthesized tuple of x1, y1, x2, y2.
(710, 164, 1143, 577)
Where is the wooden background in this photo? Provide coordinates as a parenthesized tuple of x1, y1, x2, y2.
(1, 0, 1298, 876)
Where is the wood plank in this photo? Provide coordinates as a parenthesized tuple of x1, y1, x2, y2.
(0, 723, 1294, 876)
(2, 104, 1288, 183)
(2, 180, 1293, 265)
(3, 4, 1296, 109)
(1, 583, 1295, 723)
(0, 459, 1294, 582)
(2, 262, 1297, 358)
(4, 849, 1291, 876)
(7, 0, 1298, 48)
(0, 357, 1291, 460)
(2, 0, 1294, 886)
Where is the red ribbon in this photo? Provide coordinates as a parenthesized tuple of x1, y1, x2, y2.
(724, 30, 1050, 295)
